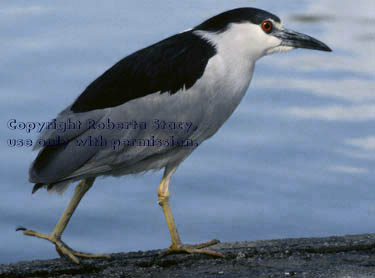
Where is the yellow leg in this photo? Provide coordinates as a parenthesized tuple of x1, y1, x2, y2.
(157, 166, 223, 258)
(18, 178, 110, 264)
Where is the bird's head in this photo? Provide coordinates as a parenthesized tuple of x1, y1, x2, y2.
(193, 8, 332, 61)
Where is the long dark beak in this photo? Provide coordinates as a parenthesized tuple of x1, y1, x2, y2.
(274, 28, 332, 52)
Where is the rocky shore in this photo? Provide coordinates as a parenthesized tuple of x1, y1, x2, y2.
(1, 233, 375, 278)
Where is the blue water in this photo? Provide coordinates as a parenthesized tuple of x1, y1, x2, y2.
(1, 0, 374, 264)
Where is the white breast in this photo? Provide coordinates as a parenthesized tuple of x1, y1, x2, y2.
(190, 28, 256, 140)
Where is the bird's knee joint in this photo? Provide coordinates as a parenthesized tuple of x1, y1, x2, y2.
(158, 193, 169, 206)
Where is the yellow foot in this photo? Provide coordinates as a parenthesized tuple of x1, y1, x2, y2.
(16, 227, 110, 264)
(159, 239, 224, 258)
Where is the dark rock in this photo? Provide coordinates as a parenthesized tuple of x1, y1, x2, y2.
(1, 233, 375, 278)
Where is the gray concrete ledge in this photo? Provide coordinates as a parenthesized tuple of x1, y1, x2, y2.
(1, 233, 375, 278)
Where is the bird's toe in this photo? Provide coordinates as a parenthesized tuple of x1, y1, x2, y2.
(159, 239, 224, 258)
(17, 227, 110, 264)
(55, 240, 111, 264)
(184, 238, 221, 249)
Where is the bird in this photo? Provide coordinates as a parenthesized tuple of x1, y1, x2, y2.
(18, 7, 331, 264)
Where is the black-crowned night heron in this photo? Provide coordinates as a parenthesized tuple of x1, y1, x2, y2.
(18, 7, 331, 263)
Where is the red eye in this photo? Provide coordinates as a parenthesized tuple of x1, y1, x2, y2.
(261, 20, 273, 33)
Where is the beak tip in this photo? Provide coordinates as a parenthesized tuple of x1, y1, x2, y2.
(321, 44, 332, 52)
(276, 28, 333, 53)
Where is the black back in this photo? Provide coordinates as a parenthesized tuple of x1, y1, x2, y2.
(71, 31, 216, 112)
(71, 7, 279, 113)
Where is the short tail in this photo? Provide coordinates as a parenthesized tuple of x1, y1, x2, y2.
(32, 180, 72, 195)
(32, 183, 45, 194)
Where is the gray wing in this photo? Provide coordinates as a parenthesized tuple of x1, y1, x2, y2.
(29, 30, 217, 191)
(29, 90, 207, 188)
